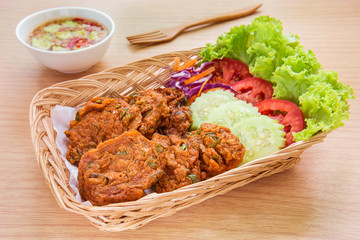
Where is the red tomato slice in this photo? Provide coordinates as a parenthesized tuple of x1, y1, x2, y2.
(256, 99, 305, 146)
(213, 58, 253, 85)
(232, 77, 274, 105)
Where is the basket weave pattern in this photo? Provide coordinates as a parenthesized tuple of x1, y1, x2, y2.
(29, 48, 328, 232)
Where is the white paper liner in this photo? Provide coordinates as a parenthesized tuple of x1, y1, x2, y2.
(52, 105, 92, 206)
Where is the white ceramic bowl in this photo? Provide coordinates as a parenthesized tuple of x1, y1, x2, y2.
(15, 7, 115, 73)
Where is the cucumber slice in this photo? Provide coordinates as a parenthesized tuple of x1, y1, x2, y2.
(206, 100, 260, 128)
(230, 115, 285, 164)
(190, 89, 238, 130)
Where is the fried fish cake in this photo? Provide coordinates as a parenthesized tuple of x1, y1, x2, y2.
(125, 89, 171, 138)
(151, 122, 245, 192)
(65, 97, 142, 164)
(155, 88, 192, 137)
(78, 130, 165, 206)
(151, 133, 203, 193)
(154, 87, 188, 111)
(196, 123, 246, 178)
(158, 106, 192, 137)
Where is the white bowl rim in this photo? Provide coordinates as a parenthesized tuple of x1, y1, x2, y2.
(15, 6, 115, 55)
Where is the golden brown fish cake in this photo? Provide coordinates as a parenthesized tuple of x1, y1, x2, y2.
(152, 133, 204, 193)
(155, 88, 192, 137)
(151, 122, 245, 192)
(158, 106, 192, 137)
(125, 89, 171, 138)
(154, 87, 188, 111)
(65, 96, 142, 164)
(78, 130, 164, 206)
(196, 123, 246, 178)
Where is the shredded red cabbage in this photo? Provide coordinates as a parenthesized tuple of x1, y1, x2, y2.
(170, 71, 192, 79)
(192, 62, 213, 73)
(167, 61, 237, 100)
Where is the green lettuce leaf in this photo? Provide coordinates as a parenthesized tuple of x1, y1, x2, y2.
(294, 71, 354, 141)
(269, 46, 322, 104)
(199, 15, 354, 141)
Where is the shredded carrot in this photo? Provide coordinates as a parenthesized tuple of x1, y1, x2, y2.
(197, 77, 211, 97)
(188, 94, 197, 104)
(173, 57, 180, 71)
(178, 58, 197, 71)
(203, 87, 222, 93)
(184, 66, 215, 85)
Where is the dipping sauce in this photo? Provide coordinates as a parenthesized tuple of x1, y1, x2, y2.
(28, 17, 108, 51)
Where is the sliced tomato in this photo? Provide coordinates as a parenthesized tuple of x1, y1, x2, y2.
(232, 77, 274, 105)
(213, 58, 252, 85)
(255, 99, 305, 146)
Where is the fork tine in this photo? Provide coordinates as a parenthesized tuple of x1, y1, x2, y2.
(126, 30, 163, 40)
(127, 34, 167, 43)
(132, 32, 167, 41)
(127, 33, 169, 44)
(128, 35, 170, 45)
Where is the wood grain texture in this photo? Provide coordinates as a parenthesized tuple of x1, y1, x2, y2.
(1, 0, 359, 239)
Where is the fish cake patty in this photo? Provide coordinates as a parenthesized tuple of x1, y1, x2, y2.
(196, 123, 246, 178)
(151, 122, 245, 192)
(126, 88, 192, 138)
(78, 130, 165, 206)
(151, 133, 203, 193)
(155, 88, 192, 137)
(65, 97, 141, 164)
(125, 89, 171, 138)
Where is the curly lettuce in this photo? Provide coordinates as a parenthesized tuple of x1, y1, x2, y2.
(293, 70, 354, 141)
(200, 15, 354, 141)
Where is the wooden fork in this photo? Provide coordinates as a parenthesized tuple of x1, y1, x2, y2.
(126, 3, 263, 45)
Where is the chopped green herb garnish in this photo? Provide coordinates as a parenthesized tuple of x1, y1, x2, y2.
(205, 132, 219, 147)
(75, 111, 80, 121)
(129, 92, 138, 97)
(148, 159, 159, 169)
(177, 97, 188, 107)
(116, 150, 127, 155)
(121, 106, 129, 119)
(187, 174, 199, 183)
(155, 144, 164, 153)
(180, 143, 187, 151)
(205, 132, 215, 136)
(124, 113, 132, 120)
(212, 155, 220, 163)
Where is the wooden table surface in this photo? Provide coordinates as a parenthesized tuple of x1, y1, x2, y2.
(1, 0, 359, 239)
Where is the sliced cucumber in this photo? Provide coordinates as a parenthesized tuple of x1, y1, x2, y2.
(190, 89, 238, 130)
(230, 115, 285, 164)
(206, 100, 260, 128)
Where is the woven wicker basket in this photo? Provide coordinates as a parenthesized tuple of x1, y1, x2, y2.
(29, 48, 328, 232)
